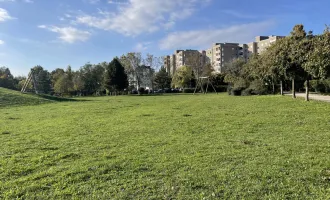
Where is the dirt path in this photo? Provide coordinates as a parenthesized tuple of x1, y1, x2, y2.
(285, 93, 330, 103)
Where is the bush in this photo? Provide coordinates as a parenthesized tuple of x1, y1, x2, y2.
(310, 79, 330, 93)
(138, 87, 145, 94)
(215, 85, 228, 92)
(241, 88, 252, 96)
(231, 87, 244, 96)
(248, 80, 267, 95)
(183, 88, 195, 93)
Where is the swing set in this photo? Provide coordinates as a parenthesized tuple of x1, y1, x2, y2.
(193, 76, 218, 95)
(21, 69, 39, 94)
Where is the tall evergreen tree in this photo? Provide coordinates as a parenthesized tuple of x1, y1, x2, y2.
(154, 67, 171, 89)
(104, 58, 128, 95)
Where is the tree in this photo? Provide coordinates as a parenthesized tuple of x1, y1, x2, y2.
(303, 26, 330, 100)
(184, 51, 204, 79)
(54, 75, 73, 94)
(0, 67, 15, 89)
(120, 52, 142, 89)
(17, 78, 32, 91)
(32, 66, 52, 94)
(144, 54, 161, 91)
(154, 67, 171, 89)
(50, 68, 65, 88)
(288, 24, 308, 99)
(79, 63, 105, 95)
(223, 58, 246, 85)
(104, 58, 128, 95)
(73, 71, 85, 95)
(172, 66, 193, 88)
(202, 63, 214, 77)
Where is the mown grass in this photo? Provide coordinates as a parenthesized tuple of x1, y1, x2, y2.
(0, 87, 79, 108)
(1, 91, 330, 199)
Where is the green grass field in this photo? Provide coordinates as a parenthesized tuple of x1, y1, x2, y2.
(1, 88, 330, 199)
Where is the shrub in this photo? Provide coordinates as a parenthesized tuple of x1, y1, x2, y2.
(310, 79, 330, 93)
(215, 85, 228, 92)
(248, 80, 267, 95)
(241, 88, 252, 96)
(183, 88, 195, 93)
(138, 87, 145, 95)
(231, 87, 244, 96)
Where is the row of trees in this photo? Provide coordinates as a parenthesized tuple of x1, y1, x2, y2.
(0, 53, 176, 95)
(223, 24, 330, 101)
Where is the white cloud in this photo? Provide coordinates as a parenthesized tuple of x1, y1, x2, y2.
(108, 0, 128, 5)
(38, 25, 91, 43)
(0, 40, 4, 44)
(159, 21, 276, 50)
(85, 0, 99, 4)
(75, 0, 211, 36)
(221, 10, 256, 19)
(0, 0, 34, 3)
(134, 42, 151, 51)
(0, 8, 13, 22)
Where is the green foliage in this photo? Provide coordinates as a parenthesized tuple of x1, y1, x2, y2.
(248, 79, 268, 95)
(224, 24, 330, 98)
(104, 58, 128, 93)
(172, 66, 193, 88)
(80, 63, 105, 95)
(54, 75, 74, 94)
(223, 58, 246, 84)
(154, 67, 171, 89)
(32, 66, 52, 94)
(310, 79, 330, 93)
(0, 67, 15, 90)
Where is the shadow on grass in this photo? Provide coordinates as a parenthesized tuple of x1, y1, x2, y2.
(127, 93, 208, 97)
(37, 94, 90, 102)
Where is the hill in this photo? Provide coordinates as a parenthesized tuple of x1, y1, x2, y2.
(0, 87, 74, 107)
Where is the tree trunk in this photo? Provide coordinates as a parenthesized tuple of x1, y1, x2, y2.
(272, 82, 275, 95)
(305, 79, 310, 101)
(280, 81, 284, 96)
(292, 79, 296, 99)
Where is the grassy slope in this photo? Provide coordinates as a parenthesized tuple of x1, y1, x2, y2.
(0, 94, 330, 199)
(0, 87, 51, 107)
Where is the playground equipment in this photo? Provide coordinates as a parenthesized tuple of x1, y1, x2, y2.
(21, 69, 38, 94)
(193, 76, 218, 95)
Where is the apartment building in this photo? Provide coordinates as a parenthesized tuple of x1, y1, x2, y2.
(239, 44, 249, 61)
(163, 35, 284, 75)
(206, 43, 242, 73)
(246, 36, 284, 57)
(164, 56, 170, 73)
(163, 49, 206, 76)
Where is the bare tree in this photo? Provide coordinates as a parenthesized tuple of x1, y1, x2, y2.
(144, 54, 162, 91)
(184, 51, 205, 79)
(120, 52, 142, 89)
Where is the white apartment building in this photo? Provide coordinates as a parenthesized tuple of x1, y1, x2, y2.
(206, 43, 246, 73)
(164, 49, 207, 76)
(163, 35, 284, 75)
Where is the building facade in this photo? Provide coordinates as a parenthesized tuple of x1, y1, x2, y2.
(206, 43, 242, 73)
(163, 35, 284, 75)
(254, 35, 285, 54)
(163, 49, 207, 76)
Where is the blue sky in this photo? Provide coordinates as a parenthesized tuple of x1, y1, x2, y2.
(0, 0, 329, 76)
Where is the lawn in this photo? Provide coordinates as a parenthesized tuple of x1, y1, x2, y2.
(1, 89, 330, 199)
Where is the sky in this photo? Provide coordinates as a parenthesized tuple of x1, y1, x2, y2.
(0, 0, 329, 76)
